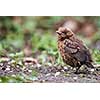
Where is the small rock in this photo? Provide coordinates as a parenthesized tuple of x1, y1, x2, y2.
(41, 80, 45, 82)
(46, 73, 51, 76)
(90, 69, 95, 72)
(64, 67, 68, 70)
(16, 65, 20, 68)
(69, 67, 73, 70)
(73, 68, 76, 71)
(28, 70, 32, 73)
(6, 67, 10, 71)
(63, 67, 68, 71)
(55, 72, 60, 77)
(73, 76, 78, 80)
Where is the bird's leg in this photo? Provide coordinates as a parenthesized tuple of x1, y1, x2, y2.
(75, 65, 90, 74)
(86, 62, 94, 68)
(86, 63, 95, 72)
(74, 66, 81, 74)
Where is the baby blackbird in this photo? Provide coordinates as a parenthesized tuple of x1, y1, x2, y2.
(56, 27, 94, 74)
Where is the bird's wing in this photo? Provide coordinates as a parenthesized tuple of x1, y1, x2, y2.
(64, 39, 89, 62)
(64, 39, 80, 54)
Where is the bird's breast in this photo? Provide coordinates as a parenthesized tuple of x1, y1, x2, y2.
(58, 41, 75, 66)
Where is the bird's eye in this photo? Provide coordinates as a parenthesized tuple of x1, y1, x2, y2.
(62, 32, 66, 35)
(67, 32, 72, 36)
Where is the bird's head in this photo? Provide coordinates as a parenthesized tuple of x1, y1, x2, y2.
(56, 27, 74, 39)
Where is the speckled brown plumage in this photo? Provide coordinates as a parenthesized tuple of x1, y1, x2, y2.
(56, 27, 94, 73)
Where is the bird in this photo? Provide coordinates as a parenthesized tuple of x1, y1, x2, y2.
(56, 27, 94, 74)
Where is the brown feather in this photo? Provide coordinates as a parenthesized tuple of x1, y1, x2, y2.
(57, 27, 94, 73)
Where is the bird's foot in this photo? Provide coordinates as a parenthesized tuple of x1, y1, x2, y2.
(74, 67, 90, 74)
(74, 70, 90, 74)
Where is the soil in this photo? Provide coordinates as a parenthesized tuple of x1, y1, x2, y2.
(0, 58, 100, 83)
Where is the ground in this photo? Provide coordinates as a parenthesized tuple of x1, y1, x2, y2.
(0, 57, 100, 83)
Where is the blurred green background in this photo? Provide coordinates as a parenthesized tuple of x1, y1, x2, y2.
(0, 16, 100, 59)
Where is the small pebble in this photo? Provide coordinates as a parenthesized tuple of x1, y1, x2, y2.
(64, 67, 68, 70)
(6, 67, 10, 71)
(46, 73, 51, 76)
(73, 68, 76, 71)
(90, 69, 95, 72)
(73, 76, 78, 80)
(70, 67, 73, 70)
(63, 67, 68, 71)
(28, 70, 32, 73)
(55, 72, 60, 77)
(16, 65, 20, 68)
(41, 80, 45, 82)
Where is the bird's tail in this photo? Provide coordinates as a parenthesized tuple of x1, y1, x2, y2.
(86, 62, 94, 68)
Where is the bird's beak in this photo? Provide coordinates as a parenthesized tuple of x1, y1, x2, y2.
(56, 31, 62, 35)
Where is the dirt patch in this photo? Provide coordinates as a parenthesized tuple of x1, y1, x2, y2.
(0, 58, 100, 83)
